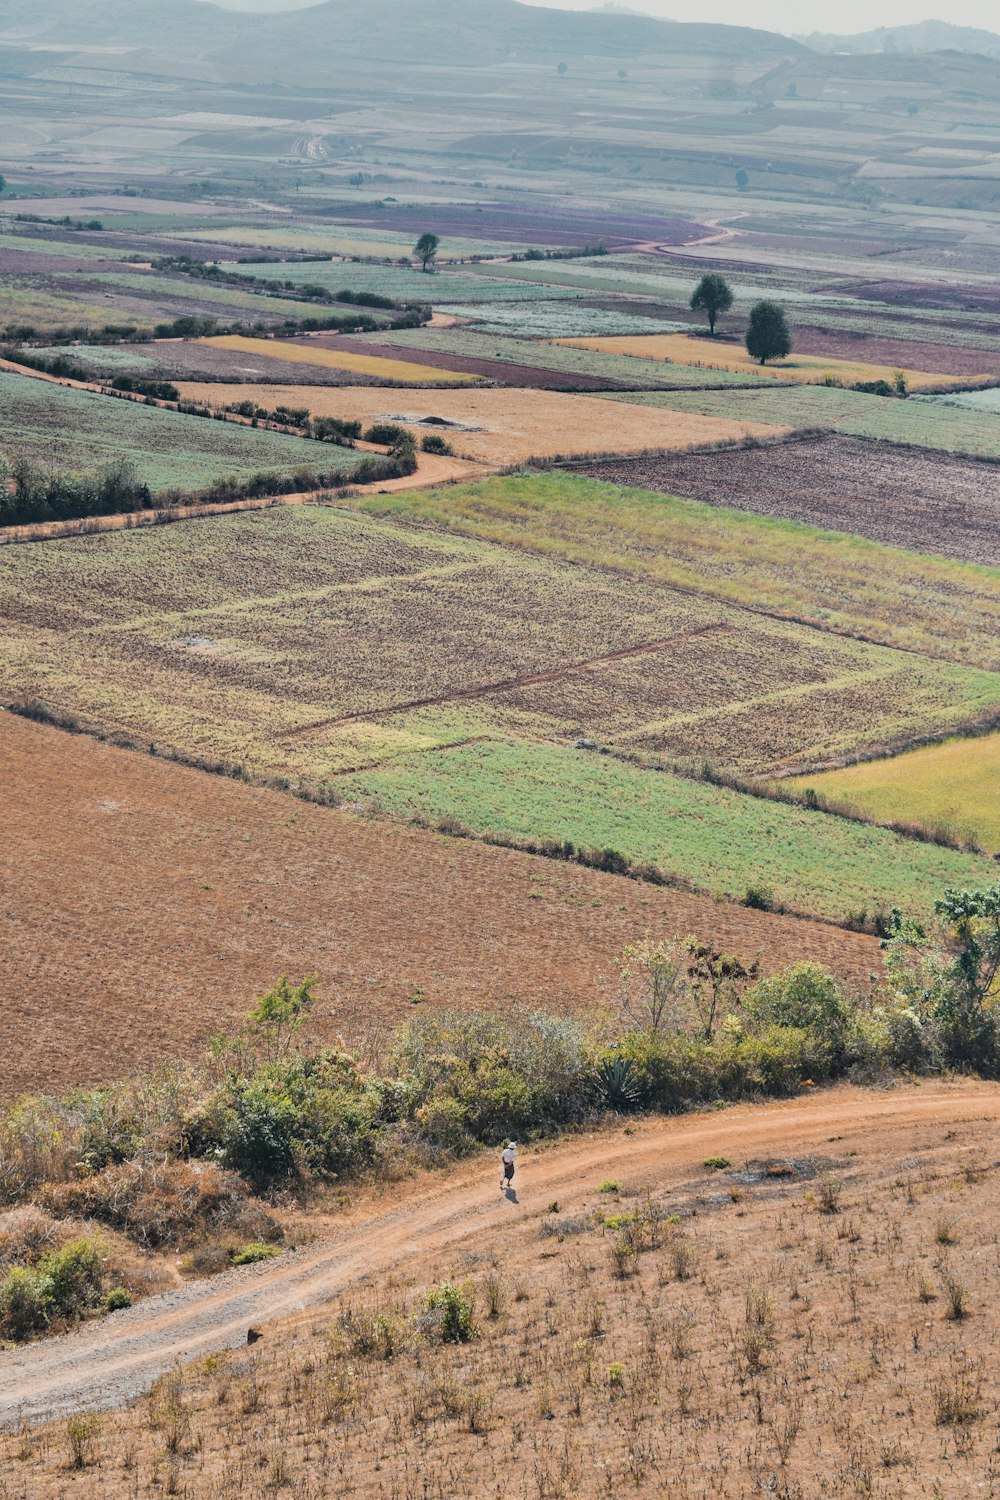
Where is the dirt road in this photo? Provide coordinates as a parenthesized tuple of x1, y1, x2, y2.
(2, 1082, 997, 1430)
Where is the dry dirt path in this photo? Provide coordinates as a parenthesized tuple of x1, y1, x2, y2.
(2, 1082, 997, 1430)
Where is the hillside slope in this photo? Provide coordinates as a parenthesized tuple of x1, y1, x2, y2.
(0, 0, 802, 76)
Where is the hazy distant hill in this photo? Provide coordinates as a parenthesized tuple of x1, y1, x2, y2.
(0, 0, 802, 80)
(798, 19, 1000, 60)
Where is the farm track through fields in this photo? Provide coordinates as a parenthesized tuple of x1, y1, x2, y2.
(1, 1083, 996, 1429)
(280, 623, 731, 741)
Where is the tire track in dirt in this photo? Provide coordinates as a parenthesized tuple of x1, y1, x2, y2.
(281, 622, 731, 741)
(1, 1084, 997, 1429)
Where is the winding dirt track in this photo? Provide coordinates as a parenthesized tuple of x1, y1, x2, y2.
(2, 1083, 997, 1430)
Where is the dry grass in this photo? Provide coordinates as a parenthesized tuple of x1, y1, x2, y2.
(556, 333, 992, 391)
(172, 381, 788, 466)
(6, 1095, 1000, 1497)
(784, 730, 1000, 854)
(199, 335, 480, 386)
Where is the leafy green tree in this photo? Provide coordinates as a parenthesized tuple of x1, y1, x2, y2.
(883, 885, 1000, 1071)
(247, 976, 316, 1063)
(414, 232, 439, 272)
(744, 300, 792, 364)
(689, 272, 733, 336)
(735, 167, 750, 191)
(933, 885, 1000, 1068)
(557, 61, 568, 76)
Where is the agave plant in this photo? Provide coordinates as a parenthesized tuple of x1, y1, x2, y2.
(595, 1056, 640, 1113)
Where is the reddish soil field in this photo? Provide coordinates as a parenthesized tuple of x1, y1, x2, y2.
(834, 278, 1000, 314)
(1, 712, 878, 1097)
(293, 335, 626, 390)
(575, 434, 1000, 566)
(791, 325, 1000, 377)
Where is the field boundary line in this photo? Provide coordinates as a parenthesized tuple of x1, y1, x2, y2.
(279, 623, 731, 742)
(345, 499, 996, 672)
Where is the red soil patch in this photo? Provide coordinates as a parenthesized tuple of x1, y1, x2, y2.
(791, 326, 1000, 378)
(1, 713, 878, 1097)
(291, 335, 624, 390)
(834, 279, 1000, 314)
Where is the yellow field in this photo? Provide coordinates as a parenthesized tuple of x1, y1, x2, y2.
(199, 335, 479, 385)
(554, 333, 988, 390)
(174, 381, 790, 465)
(785, 732, 1000, 851)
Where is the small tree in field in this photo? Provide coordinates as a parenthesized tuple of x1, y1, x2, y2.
(617, 937, 693, 1034)
(690, 272, 733, 336)
(744, 300, 792, 365)
(414, 233, 440, 273)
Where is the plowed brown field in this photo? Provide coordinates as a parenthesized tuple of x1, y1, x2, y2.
(574, 435, 1000, 566)
(0, 712, 878, 1097)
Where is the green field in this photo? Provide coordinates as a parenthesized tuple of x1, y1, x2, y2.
(785, 732, 1000, 855)
(0, 373, 360, 491)
(605, 385, 1000, 460)
(357, 472, 1000, 671)
(233, 260, 586, 304)
(443, 301, 687, 339)
(916, 388, 1000, 414)
(337, 739, 996, 922)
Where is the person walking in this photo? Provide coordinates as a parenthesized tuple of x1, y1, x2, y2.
(500, 1140, 517, 1191)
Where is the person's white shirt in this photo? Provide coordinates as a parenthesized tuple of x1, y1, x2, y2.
(502, 1144, 516, 1165)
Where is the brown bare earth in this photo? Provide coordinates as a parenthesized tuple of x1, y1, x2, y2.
(4, 1082, 1000, 1499)
(791, 326, 1000, 378)
(575, 434, 1000, 565)
(0, 711, 878, 1097)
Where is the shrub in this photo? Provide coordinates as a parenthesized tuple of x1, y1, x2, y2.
(0, 1236, 106, 1340)
(363, 422, 411, 446)
(742, 882, 775, 911)
(103, 1286, 133, 1311)
(231, 1242, 281, 1266)
(413, 1097, 474, 1155)
(421, 1280, 477, 1343)
(744, 964, 846, 1040)
(420, 433, 453, 455)
(42, 1159, 278, 1250)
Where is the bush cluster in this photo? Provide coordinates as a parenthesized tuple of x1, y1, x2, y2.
(0, 883, 995, 1339)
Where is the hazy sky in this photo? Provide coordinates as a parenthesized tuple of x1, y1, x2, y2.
(196, 0, 1000, 37)
(523, 0, 1000, 33)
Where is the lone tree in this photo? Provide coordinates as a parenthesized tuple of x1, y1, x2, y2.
(414, 232, 440, 273)
(744, 300, 792, 365)
(689, 272, 733, 336)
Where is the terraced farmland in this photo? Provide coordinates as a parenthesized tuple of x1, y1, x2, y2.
(233, 259, 587, 304)
(358, 473, 1000, 672)
(573, 437, 1000, 566)
(0, 502, 995, 802)
(354, 327, 770, 389)
(0, 372, 356, 491)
